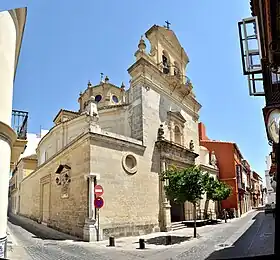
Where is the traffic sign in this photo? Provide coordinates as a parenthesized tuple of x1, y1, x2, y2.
(94, 197, 104, 209)
(94, 184, 104, 196)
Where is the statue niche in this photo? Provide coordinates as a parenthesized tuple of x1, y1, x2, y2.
(55, 164, 71, 199)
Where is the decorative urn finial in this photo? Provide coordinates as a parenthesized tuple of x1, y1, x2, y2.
(87, 80, 92, 88)
(138, 35, 146, 51)
(104, 76, 109, 83)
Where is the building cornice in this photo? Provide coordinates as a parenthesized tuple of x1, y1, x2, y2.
(0, 121, 17, 147)
(200, 163, 219, 174)
(90, 132, 146, 152)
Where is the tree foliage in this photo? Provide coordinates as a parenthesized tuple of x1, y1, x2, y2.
(163, 165, 205, 204)
(211, 181, 231, 202)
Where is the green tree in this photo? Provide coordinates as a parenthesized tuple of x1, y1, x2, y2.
(201, 172, 218, 219)
(202, 173, 231, 219)
(212, 181, 231, 202)
(163, 165, 205, 238)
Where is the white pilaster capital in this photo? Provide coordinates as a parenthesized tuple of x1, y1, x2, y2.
(84, 172, 100, 181)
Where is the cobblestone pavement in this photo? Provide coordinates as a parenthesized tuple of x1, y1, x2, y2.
(7, 210, 274, 260)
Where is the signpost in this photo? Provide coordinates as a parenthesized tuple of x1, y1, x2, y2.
(94, 197, 104, 209)
(94, 184, 104, 241)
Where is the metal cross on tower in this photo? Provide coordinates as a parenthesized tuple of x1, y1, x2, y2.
(165, 20, 171, 29)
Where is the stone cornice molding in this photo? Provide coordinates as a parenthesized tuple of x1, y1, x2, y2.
(0, 121, 17, 147)
(156, 139, 198, 165)
(200, 163, 219, 174)
(90, 132, 146, 152)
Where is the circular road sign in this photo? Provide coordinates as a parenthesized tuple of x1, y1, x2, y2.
(94, 197, 104, 209)
(94, 184, 104, 197)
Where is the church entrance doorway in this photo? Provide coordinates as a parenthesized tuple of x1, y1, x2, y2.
(170, 200, 185, 222)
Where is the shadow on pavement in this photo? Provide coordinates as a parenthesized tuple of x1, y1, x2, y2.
(145, 235, 192, 245)
(8, 214, 82, 241)
(205, 212, 274, 259)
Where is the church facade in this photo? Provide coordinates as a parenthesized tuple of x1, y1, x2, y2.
(18, 24, 218, 241)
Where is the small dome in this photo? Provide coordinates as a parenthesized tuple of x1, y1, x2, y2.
(200, 146, 209, 152)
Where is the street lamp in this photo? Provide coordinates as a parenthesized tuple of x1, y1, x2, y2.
(266, 109, 280, 144)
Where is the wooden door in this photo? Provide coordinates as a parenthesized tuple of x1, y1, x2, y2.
(42, 183, 50, 224)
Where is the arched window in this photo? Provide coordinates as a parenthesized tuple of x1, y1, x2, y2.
(174, 125, 181, 145)
(95, 95, 102, 103)
(174, 61, 180, 77)
(162, 51, 170, 74)
(112, 95, 119, 103)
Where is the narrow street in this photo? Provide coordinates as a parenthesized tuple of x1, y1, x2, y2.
(7, 210, 274, 260)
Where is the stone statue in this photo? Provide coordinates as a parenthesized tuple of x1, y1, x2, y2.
(157, 124, 165, 141)
(86, 96, 99, 118)
(210, 151, 217, 166)
(189, 140, 194, 151)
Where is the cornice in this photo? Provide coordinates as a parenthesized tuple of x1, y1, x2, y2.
(0, 121, 17, 147)
(156, 139, 198, 165)
(200, 163, 219, 174)
(90, 132, 145, 152)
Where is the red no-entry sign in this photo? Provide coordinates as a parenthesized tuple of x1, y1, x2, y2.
(94, 184, 104, 197)
(94, 197, 104, 209)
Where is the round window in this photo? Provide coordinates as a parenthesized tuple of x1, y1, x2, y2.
(122, 153, 138, 174)
(125, 155, 137, 169)
(112, 95, 119, 103)
(95, 95, 102, 103)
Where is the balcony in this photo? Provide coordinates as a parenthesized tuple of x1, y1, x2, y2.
(12, 110, 28, 140)
(10, 110, 28, 170)
(238, 180, 246, 191)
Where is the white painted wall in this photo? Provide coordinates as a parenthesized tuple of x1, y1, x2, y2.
(265, 155, 276, 204)
(0, 11, 16, 126)
(0, 8, 26, 256)
(20, 129, 48, 158)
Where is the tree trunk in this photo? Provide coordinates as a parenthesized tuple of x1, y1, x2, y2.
(204, 198, 210, 219)
(193, 202, 197, 238)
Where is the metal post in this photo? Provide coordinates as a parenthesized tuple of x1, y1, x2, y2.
(109, 237, 115, 247)
(165, 235, 172, 245)
(275, 141, 280, 256)
(139, 238, 145, 249)
(97, 209, 100, 241)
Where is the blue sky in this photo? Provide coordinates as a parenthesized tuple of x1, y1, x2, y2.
(1, 0, 270, 178)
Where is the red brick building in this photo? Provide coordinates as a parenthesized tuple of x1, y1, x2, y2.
(199, 122, 247, 216)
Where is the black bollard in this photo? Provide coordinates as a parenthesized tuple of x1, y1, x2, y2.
(165, 235, 172, 245)
(109, 236, 115, 247)
(139, 238, 145, 249)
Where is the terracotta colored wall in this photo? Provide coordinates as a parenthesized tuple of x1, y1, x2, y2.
(199, 123, 240, 211)
(200, 141, 238, 210)
(198, 122, 209, 140)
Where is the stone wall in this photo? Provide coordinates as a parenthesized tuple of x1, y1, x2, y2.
(20, 135, 90, 238)
(89, 134, 159, 239)
(37, 115, 88, 166)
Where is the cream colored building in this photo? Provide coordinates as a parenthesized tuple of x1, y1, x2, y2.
(9, 130, 48, 214)
(0, 7, 27, 258)
(265, 154, 276, 204)
(19, 24, 216, 241)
